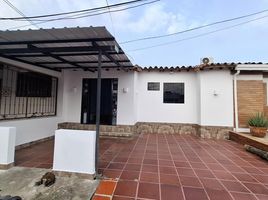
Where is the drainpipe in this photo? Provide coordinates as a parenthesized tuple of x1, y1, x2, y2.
(233, 70, 240, 132)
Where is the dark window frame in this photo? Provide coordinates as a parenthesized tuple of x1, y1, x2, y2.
(163, 82, 185, 104)
(147, 82, 160, 91)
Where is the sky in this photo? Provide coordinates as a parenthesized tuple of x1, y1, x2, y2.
(0, 0, 268, 67)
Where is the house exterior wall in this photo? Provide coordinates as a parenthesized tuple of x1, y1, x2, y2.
(198, 70, 234, 127)
(136, 71, 199, 124)
(62, 69, 136, 125)
(133, 70, 234, 139)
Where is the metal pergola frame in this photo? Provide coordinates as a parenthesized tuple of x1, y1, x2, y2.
(0, 27, 133, 176)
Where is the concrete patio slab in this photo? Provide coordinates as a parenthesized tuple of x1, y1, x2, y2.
(0, 167, 98, 200)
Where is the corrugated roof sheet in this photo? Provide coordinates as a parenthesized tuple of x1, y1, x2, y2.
(0, 26, 133, 72)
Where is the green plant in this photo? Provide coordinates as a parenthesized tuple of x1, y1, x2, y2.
(248, 113, 268, 127)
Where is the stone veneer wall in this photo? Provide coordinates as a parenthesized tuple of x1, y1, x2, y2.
(135, 122, 198, 136)
(135, 122, 232, 140)
(58, 122, 134, 137)
(197, 125, 233, 140)
(58, 122, 233, 140)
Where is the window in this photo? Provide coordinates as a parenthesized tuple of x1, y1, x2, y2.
(148, 82, 160, 91)
(16, 72, 52, 97)
(0, 64, 58, 120)
(163, 83, 184, 103)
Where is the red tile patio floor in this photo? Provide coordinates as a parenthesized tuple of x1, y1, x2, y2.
(15, 134, 268, 200)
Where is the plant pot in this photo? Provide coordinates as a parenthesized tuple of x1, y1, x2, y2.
(249, 126, 267, 138)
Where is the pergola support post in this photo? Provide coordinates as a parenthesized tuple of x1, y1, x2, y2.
(95, 50, 102, 176)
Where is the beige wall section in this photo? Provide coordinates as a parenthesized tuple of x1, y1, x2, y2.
(263, 83, 268, 118)
(237, 80, 265, 128)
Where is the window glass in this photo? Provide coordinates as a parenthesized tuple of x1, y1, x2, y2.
(163, 83, 184, 103)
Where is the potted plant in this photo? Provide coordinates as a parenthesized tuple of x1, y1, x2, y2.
(248, 112, 268, 138)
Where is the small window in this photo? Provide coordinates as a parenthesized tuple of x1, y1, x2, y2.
(163, 83, 184, 103)
(148, 82, 160, 91)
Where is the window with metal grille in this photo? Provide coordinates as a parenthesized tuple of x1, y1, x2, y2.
(147, 82, 160, 91)
(0, 63, 58, 120)
(16, 72, 52, 97)
(163, 83, 184, 103)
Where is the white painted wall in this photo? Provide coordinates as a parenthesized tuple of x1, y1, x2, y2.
(199, 70, 234, 126)
(136, 71, 199, 124)
(53, 129, 96, 174)
(0, 127, 16, 164)
(0, 116, 62, 146)
(62, 69, 136, 125)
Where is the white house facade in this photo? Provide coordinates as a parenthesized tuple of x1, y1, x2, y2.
(2, 58, 268, 148)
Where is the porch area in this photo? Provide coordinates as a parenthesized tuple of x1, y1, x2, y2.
(15, 133, 268, 200)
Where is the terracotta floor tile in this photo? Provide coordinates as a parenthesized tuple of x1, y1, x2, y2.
(194, 169, 215, 179)
(205, 189, 233, 200)
(174, 161, 191, 168)
(124, 164, 141, 172)
(138, 182, 160, 200)
(183, 186, 209, 200)
(186, 156, 201, 162)
(160, 173, 180, 186)
(207, 163, 226, 171)
(159, 166, 177, 175)
(190, 162, 208, 169)
(96, 180, 117, 196)
(158, 154, 172, 160)
(103, 169, 122, 179)
(232, 173, 259, 183)
(108, 163, 125, 170)
(120, 170, 140, 181)
(140, 172, 159, 183)
(241, 166, 264, 175)
(142, 164, 158, 173)
(127, 158, 142, 164)
(92, 195, 111, 200)
(255, 194, 268, 200)
(200, 178, 225, 190)
(113, 157, 129, 163)
(252, 175, 268, 184)
(161, 184, 184, 200)
(243, 182, 268, 195)
(180, 175, 202, 188)
(223, 164, 245, 173)
(143, 158, 158, 165)
(221, 180, 250, 193)
(112, 195, 134, 200)
(213, 170, 236, 180)
(114, 180, 137, 197)
(159, 159, 174, 166)
(230, 192, 258, 200)
(176, 167, 196, 177)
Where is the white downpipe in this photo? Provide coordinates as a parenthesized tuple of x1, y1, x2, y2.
(233, 70, 240, 132)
